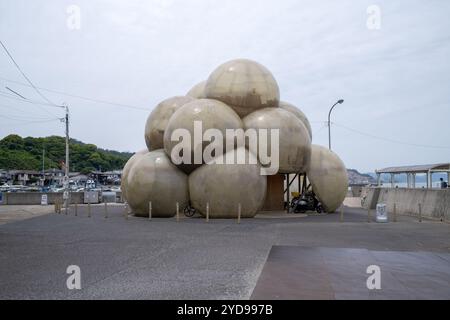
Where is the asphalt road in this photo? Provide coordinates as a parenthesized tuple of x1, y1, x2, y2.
(0, 205, 449, 299)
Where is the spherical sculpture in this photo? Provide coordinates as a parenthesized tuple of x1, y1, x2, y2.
(307, 144, 348, 213)
(126, 149, 189, 217)
(189, 147, 267, 218)
(243, 108, 311, 174)
(163, 98, 243, 174)
(121, 149, 148, 201)
(144, 96, 195, 151)
(186, 80, 206, 99)
(205, 59, 280, 117)
(279, 101, 312, 140)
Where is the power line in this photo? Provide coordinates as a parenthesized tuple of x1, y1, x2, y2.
(334, 122, 450, 150)
(0, 102, 58, 120)
(0, 109, 57, 121)
(313, 123, 328, 135)
(0, 91, 61, 119)
(0, 118, 61, 128)
(0, 40, 61, 108)
(0, 114, 55, 122)
(5, 86, 26, 99)
(0, 92, 56, 107)
(0, 75, 149, 111)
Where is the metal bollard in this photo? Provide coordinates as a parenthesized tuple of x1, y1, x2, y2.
(418, 203, 422, 222)
(75, 201, 78, 216)
(237, 203, 241, 224)
(393, 203, 397, 222)
(340, 205, 344, 222)
(206, 202, 210, 222)
(148, 201, 152, 220)
(104, 202, 108, 218)
(176, 202, 180, 222)
(367, 208, 371, 223)
(124, 202, 128, 220)
(88, 200, 91, 218)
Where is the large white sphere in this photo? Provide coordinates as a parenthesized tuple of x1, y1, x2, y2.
(189, 147, 267, 218)
(163, 98, 243, 174)
(279, 101, 312, 140)
(307, 145, 348, 213)
(121, 149, 148, 201)
(186, 81, 206, 99)
(205, 59, 280, 117)
(126, 150, 189, 217)
(144, 96, 194, 151)
(243, 108, 311, 174)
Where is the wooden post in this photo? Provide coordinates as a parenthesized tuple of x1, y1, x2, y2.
(148, 201, 152, 220)
(88, 199, 91, 218)
(54, 200, 58, 213)
(237, 203, 241, 224)
(104, 202, 108, 218)
(367, 207, 371, 223)
(340, 205, 344, 222)
(176, 202, 180, 222)
(393, 203, 397, 222)
(418, 203, 422, 222)
(206, 202, 210, 222)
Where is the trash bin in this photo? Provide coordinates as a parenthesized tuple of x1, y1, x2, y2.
(84, 191, 99, 204)
(102, 191, 116, 203)
(376, 203, 388, 223)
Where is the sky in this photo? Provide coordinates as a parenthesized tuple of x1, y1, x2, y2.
(0, 0, 449, 172)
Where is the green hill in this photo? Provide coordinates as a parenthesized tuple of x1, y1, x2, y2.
(0, 134, 132, 174)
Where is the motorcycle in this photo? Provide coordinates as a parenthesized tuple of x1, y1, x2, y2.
(289, 191, 323, 214)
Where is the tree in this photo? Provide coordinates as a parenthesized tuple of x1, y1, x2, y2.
(0, 134, 132, 172)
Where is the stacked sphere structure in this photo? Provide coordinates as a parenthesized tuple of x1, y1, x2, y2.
(121, 58, 349, 217)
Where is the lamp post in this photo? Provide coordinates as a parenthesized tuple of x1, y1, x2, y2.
(328, 99, 344, 150)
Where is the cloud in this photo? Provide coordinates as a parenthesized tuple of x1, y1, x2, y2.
(0, 0, 449, 172)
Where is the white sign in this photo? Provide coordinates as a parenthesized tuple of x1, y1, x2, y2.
(41, 194, 48, 205)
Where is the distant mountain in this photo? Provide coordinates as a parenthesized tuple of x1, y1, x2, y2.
(0, 134, 132, 174)
(347, 169, 376, 185)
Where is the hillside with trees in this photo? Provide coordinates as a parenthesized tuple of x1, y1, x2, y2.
(0, 134, 132, 174)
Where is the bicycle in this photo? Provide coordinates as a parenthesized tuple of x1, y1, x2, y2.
(183, 203, 196, 217)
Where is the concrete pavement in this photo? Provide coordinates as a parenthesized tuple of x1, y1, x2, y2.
(0, 204, 449, 299)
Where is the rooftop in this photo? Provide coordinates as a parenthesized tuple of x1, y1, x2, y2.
(376, 163, 450, 174)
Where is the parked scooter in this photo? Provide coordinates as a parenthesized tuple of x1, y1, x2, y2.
(289, 191, 323, 214)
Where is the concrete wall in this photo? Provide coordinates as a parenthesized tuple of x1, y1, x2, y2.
(1, 192, 84, 205)
(362, 187, 450, 220)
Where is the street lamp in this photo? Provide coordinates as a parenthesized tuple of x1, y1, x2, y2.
(328, 99, 344, 150)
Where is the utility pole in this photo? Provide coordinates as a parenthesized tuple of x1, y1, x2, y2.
(63, 104, 70, 206)
(42, 147, 45, 187)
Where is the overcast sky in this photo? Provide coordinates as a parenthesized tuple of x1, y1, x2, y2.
(0, 0, 449, 172)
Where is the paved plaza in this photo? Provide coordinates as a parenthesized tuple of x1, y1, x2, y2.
(0, 204, 449, 299)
